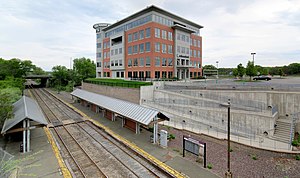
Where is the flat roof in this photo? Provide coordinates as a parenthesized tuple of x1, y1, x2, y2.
(71, 89, 169, 125)
(1, 96, 48, 134)
(101, 5, 203, 32)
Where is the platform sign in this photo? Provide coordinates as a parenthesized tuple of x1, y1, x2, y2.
(183, 135, 207, 168)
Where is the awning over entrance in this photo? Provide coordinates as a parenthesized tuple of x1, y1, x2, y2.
(71, 89, 169, 126)
(1, 96, 48, 134)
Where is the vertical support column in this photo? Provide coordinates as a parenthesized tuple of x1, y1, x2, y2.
(153, 122, 158, 144)
(112, 113, 115, 121)
(122, 118, 124, 127)
(23, 120, 26, 153)
(136, 123, 140, 134)
(27, 119, 30, 152)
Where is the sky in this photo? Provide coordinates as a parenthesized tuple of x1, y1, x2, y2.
(0, 0, 300, 71)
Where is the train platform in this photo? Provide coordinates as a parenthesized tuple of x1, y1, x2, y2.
(49, 89, 220, 178)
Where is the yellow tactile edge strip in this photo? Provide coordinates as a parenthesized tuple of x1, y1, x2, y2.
(46, 89, 187, 178)
(28, 90, 72, 178)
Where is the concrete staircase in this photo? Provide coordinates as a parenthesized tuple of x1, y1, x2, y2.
(272, 118, 293, 143)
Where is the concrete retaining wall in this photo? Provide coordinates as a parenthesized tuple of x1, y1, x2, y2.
(82, 82, 140, 104)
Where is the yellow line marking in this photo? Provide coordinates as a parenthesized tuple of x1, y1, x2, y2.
(47, 90, 187, 178)
(28, 89, 72, 178)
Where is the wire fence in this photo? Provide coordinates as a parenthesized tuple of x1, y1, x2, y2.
(0, 147, 14, 178)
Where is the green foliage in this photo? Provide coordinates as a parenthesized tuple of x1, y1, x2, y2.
(84, 78, 152, 88)
(292, 140, 299, 146)
(73, 57, 96, 82)
(295, 155, 300, 161)
(246, 61, 257, 80)
(256, 65, 268, 75)
(229, 148, 233, 152)
(168, 134, 175, 140)
(251, 154, 258, 160)
(203, 65, 217, 70)
(279, 69, 284, 77)
(232, 68, 238, 77)
(237, 63, 245, 77)
(207, 163, 213, 169)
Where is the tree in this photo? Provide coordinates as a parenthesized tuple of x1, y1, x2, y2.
(246, 61, 257, 81)
(52, 65, 70, 91)
(279, 68, 284, 78)
(73, 57, 96, 83)
(237, 63, 245, 78)
(203, 65, 217, 70)
(232, 68, 238, 77)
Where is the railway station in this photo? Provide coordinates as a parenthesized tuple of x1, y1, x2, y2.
(71, 89, 170, 144)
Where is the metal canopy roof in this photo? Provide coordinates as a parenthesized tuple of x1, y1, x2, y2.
(71, 89, 169, 125)
(1, 96, 48, 134)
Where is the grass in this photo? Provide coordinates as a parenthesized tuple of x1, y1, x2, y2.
(207, 163, 213, 169)
(234, 79, 260, 83)
(84, 78, 153, 88)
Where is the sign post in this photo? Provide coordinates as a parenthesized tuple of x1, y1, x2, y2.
(183, 135, 207, 168)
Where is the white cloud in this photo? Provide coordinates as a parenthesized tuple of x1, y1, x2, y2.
(0, 0, 299, 70)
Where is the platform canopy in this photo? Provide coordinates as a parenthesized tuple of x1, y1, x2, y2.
(1, 96, 48, 134)
(71, 89, 169, 125)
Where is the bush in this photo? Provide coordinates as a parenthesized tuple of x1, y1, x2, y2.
(292, 140, 299, 147)
(296, 155, 300, 161)
(251, 155, 258, 160)
(207, 163, 213, 169)
(168, 134, 175, 140)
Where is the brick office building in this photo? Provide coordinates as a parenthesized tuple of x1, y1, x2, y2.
(93, 5, 203, 80)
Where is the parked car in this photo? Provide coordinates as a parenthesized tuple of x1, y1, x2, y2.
(253, 76, 272, 81)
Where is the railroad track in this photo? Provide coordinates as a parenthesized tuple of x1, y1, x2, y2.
(30, 88, 172, 178)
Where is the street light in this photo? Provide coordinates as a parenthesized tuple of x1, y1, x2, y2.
(220, 99, 232, 178)
(251, 52, 256, 65)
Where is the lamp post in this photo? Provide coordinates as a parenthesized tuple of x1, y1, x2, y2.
(251, 52, 256, 65)
(221, 99, 232, 178)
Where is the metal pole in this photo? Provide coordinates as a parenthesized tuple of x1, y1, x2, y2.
(23, 120, 26, 153)
(27, 119, 30, 152)
(226, 99, 232, 178)
(251, 53, 256, 65)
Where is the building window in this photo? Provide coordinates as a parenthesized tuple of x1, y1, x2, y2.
(96, 62, 101, 67)
(98, 72, 101, 77)
(133, 71, 138, 78)
(190, 50, 193, 57)
(155, 71, 160, 78)
(115, 49, 118, 55)
(111, 49, 114, 56)
(162, 44, 166, 53)
(111, 61, 114, 67)
(107, 72, 110, 77)
(139, 71, 144, 78)
(119, 48, 122, 54)
(146, 71, 151, 78)
(181, 34, 185, 42)
(177, 46, 180, 53)
(155, 57, 160, 66)
(97, 52, 101, 58)
(97, 43, 102, 48)
(194, 39, 197, 46)
(116, 72, 120, 78)
(186, 36, 190, 43)
(168, 71, 173, 78)
(162, 58, 167, 66)
(128, 59, 132, 67)
(104, 62, 106, 68)
(107, 41, 110, 48)
(168, 58, 173, 66)
(128, 71, 132, 78)
(186, 48, 190, 55)
(162, 71, 167, 78)
(145, 28, 150, 38)
(198, 40, 201, 47)
(155, 42, 160, 52)
(145, 42, 151, 52)
(181, 47, 185, 54)
(104, 42, 107, 49)
(168, 32, 172, 41)
(115, 60, 118, 66)
(177, 33, 180, 40)
(97, 33, 101, 39)
(194, 50, 196, 57)
(104, 52, 107, 59)
(128, 34, 132, 42)
(190, 72, 193, 78)
(133, 32, 138, 41)
(107, 51, 110, 58)
(198, 50, 201, 58)
(155, 28, 160, 38)
(119, 59, 123, 66)
(146, 57, 151, 66)
(128, 46, 132, 55)
(140, 58, 144, 66)
(139, 30, 144, 39)
(133, 45, 138, 54)
(168, 45, 173, 54)
(162, 30, 167, 39)
(139, 43, 144, 53)
(134, 58, 138, 66)
(121, 72, 124, 78)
